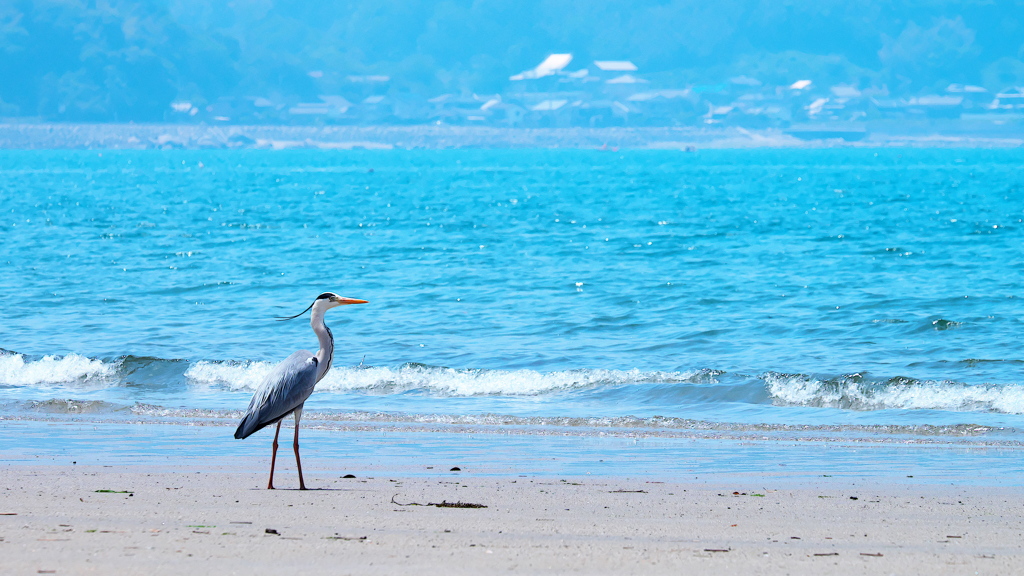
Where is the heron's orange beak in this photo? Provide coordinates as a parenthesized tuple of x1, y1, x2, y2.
(336, 297, 368, 305)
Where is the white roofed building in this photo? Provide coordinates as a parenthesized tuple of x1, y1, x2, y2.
(626, 90, 703, 126)
(509, 54, 573, 81)
(606, 74, 648, 85)
(530, 99, 569, 111)
(288, 95, 351, 119)
(594, 61, 637, 72)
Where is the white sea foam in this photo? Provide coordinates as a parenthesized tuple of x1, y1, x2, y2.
(183, 360, 277, 391)
(765, 372, 1024, 414)
(0, 352, 117, 386)
(184, 360, 699, 396)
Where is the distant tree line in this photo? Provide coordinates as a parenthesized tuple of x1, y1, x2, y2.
(1, 0, 1023, 121)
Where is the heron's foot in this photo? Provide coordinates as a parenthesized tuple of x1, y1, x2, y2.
(267, 484, 275, 490)
(298, 484, 307, 491)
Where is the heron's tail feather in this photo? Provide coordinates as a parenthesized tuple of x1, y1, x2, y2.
(234, 413, 263, 439)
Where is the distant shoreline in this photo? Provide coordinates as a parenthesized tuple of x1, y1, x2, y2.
(1, 122, 1021, 150)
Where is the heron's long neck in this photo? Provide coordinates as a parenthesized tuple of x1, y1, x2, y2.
(310, 308, 334, 383)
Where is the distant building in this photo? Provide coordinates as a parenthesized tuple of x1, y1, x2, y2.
(516, 92, 581, 127)
(425, 93, 498, 124)
(946, 83, 986, 94)
(288, 95, 351, 117)
(605, 74, 647, 85)
(830, 85, 861, 98)
(480, 97, 526, 126)
(906, 95, 964, 118)
(591, 61, 645, 93)
(627, 90, 700, 125)
(346, 75, 391, 83)
(703, 104, 734, 124)
(992, 87, 1024, 110)
(573, 100, 632, 127)
(627, 90, 690, 102)
(510, 54, 574, 81)
(593, 61, 638, 72)
(530, 99, 569, 111)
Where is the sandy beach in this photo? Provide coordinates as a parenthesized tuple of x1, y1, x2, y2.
(2, 461, 1021, 575)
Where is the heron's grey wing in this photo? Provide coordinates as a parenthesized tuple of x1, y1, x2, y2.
(234, 350, 318, 439)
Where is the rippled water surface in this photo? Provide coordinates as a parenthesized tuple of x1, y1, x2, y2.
(2, 149, 1024, 431)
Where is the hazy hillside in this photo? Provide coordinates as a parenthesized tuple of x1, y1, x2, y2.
(1, 0, 1023, 121)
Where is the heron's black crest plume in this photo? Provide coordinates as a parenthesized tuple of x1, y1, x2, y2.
(275, 301, 314, 321)
(274, 293, 337, 321)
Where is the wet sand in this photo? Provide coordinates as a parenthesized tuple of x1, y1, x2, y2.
(2, 464, 1021, 575)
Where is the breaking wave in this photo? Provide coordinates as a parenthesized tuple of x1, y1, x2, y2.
(765, 372, 1024, 414)
(5, 347, 1024, 417)
(184, 360, 711, 396)
(0, 351, 117, 387)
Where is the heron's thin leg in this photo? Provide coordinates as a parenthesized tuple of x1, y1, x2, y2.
(293, 408, 306, 490)
(268, 421, 282, 490)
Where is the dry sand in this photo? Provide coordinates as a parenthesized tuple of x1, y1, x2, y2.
(2, 464, 1021, 575)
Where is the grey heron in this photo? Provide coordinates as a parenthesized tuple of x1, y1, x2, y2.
(234, 292, 368, 489)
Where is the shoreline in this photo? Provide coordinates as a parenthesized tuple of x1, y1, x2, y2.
(2, 411, 1023, 446)
(1, 122, 1022, 150)
(4, 400, 1023, 444)
(4, 420, 1024, 487)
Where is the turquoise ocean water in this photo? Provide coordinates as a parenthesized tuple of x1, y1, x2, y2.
(2, 148, 1024, 438)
